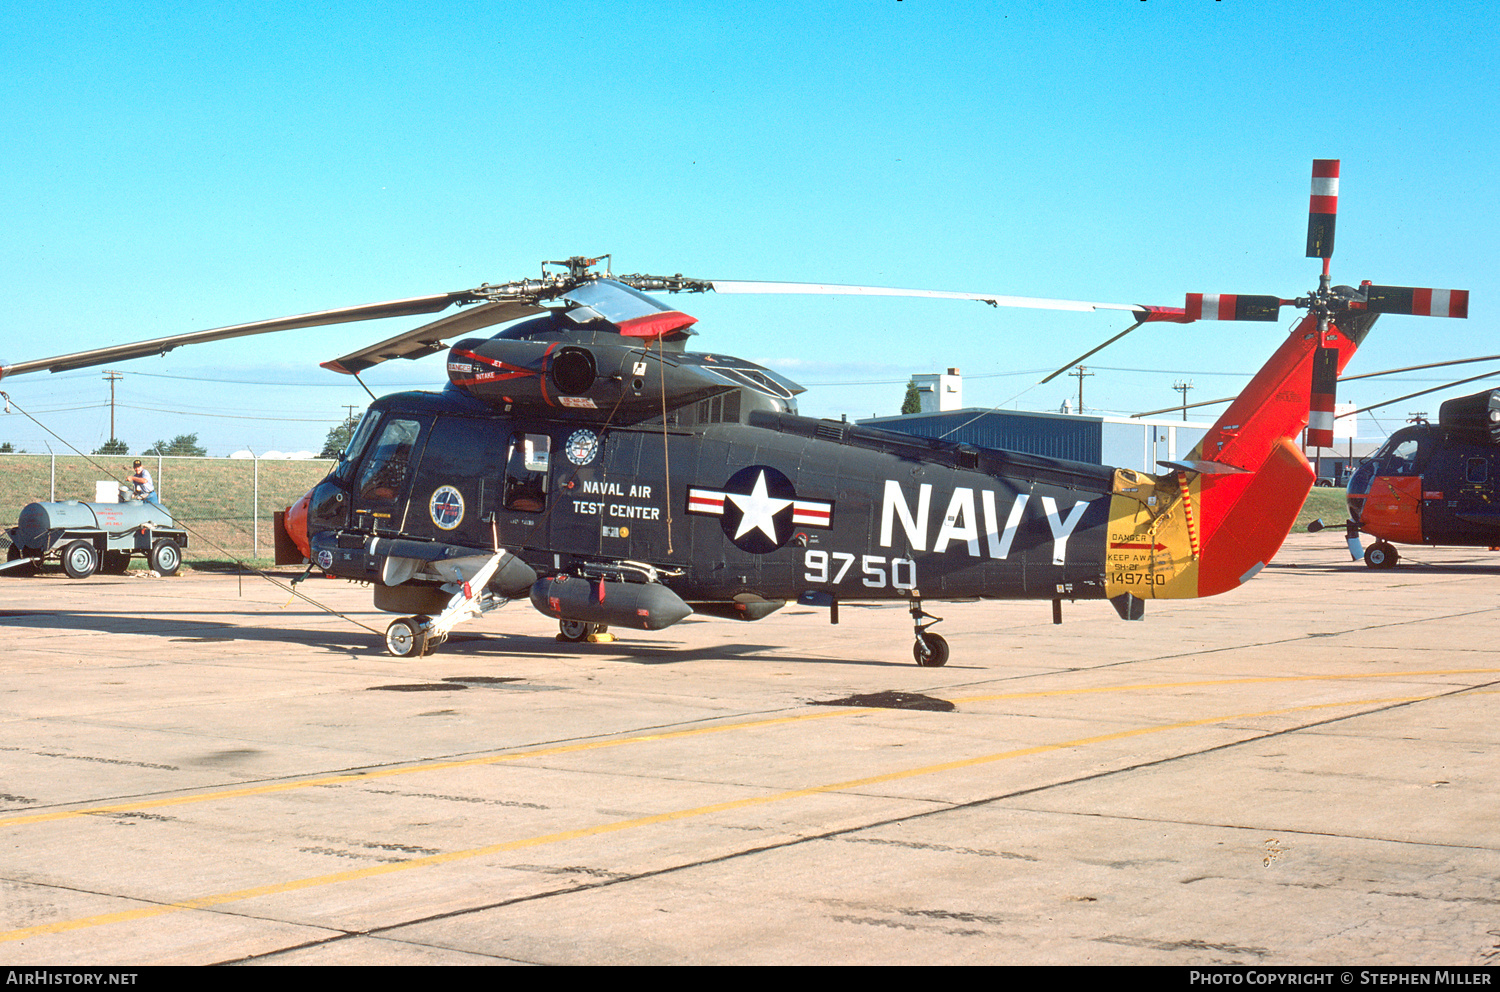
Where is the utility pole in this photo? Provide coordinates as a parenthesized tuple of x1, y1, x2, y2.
(103, 371, 123, 441)
(1069, 365, 1093, 414)
(1173, 379, 1194, 421)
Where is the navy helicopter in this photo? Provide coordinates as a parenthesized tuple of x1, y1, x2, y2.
(1331, 383, 1500, 568)
(0, 161, 1470, 663)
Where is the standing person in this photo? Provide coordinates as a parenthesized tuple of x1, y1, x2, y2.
(126, 460, 159, 505)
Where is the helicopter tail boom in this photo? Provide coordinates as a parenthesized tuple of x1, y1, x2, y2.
(1105, 311, 1366, 600)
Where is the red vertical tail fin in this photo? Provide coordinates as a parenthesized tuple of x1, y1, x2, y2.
(1106, 311, 1373, 600)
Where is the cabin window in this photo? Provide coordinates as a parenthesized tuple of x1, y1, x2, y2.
(1467, 457, 1488, 484)
(357, 418, 421, 502)
(504, 433, 551, 512)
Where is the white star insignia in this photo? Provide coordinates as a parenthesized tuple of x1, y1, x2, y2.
(727, 470, 792, 542)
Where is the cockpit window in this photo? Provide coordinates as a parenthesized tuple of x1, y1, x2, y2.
(357, 418, 421, 502)
(334, 412, 382, 481)
(1384, 438, 1421, 476)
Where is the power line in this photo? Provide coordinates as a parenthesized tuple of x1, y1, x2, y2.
(117, 404, 344, 422)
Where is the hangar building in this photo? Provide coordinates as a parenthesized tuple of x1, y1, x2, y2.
(858, 408, 1212, 476)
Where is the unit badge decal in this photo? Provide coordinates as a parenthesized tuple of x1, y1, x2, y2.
(429, 485, 465, 530)
(566, 429, 599, 466)
(687, 465, 833, 554)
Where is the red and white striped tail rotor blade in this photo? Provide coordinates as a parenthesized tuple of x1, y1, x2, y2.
(1184, 294, 1283, 321)
(1363, 286, 1470, 319)
(1307, 346, 1339, 448)
(1306, 159, 1340, 260)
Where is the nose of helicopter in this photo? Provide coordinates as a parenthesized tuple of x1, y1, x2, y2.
(1344, 459, 1375, 524)
(281, 489, 312, 561)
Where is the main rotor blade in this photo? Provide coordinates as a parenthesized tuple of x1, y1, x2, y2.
(321, 300, 547, 376)
(0, 292, 477, 380)
(707, 280, 1183, 318)
(1132, 396, 1236, 418)
(1339, 353, 1500, 382)
(1344, 368, 1500, 417)
(1131, 356, 1500, 418)
(1038, 319, 1145, 384)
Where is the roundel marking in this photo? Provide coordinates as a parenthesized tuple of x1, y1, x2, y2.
(717, 465, 797, 554)
(686, 465, 835, 555)
(429, 485, 465, 530)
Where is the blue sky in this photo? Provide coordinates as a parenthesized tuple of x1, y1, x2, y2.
(1, 0, 1495, 456)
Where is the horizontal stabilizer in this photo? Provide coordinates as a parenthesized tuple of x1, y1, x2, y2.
(1157, 459, 1251, 476)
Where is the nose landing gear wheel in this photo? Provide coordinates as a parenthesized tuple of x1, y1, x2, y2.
(1364, 542, 1399, 569)
(913, 632, 950, 667)
(385, 617, 429, 657)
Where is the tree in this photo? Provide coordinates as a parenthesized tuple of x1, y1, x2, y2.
(94, 438, 129, 455)
(143, 434, 206, 457)
(319, 413, 363, 459)
(0, 442, 13, 453)
(901, 380, 922, 415)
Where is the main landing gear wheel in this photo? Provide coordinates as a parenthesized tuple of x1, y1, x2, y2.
(558, 619, 607, 642)
(1364, 542, 1399, 569)
(148, 539, 181, 576)
(913, 632, 950, 667)
(62, 540, 99, 579)
(385, 617, 429, 658)
(908, 597, 948, 666)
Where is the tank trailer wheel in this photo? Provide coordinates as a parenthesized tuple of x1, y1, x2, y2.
(148, 539, 181, 576)
(62, 540, 99, 580)
(101, 551, 132, 575)
(1364, 542, 1399, 569)
(385, 617, 429, 658)
(913, 632, 950, 667)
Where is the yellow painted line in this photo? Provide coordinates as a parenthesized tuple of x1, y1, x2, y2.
(0, 708, 859, 828)
(0, 688, 1459, 944)
(7, 666, 1499, 831)
(950, 667, 1500, 705)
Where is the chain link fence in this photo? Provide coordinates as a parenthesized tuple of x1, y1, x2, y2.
(0, 453, 332, 560)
